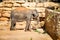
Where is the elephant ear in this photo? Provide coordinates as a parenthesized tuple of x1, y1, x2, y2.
(32, 9, 38, 17)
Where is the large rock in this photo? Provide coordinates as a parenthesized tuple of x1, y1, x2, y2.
(0, 13, 1, 17)
(0, 2, 3, 8)
(40, 21, 45, 27)
(38, 12, 45, 17)
(31, 21, 39, 29)
(2, 10, 11, 17)
(0, 2, 3, 10)
(22, 2, 30, 7)
(0, 21, 10, 30)
(3, 1, 14, 4)
(45, 9, 60, 40)
(3, 3, 13, 8)
(28, 2, 36, 7)
(3, 0, 25, 3)
(3, 10, 11, 14)
(0, 9, 3, 17)
(38, 13, 42, 17)
(2, 12, 10, 17)
(42, 12, 45, 17)
(3, 7, 12, 11)
(37, 3, 44, 7)
(0, 7, 3, 10)
(31, 21, 45, 29)
(0, 17, 9, 21)
(22, 2, 36, 7)
(36, 8, 45, 13)
(13, 2, 21, 7)
(44, 2, 59, 8)
(12, 7, 20, 10)
(15, 21, 26, 29)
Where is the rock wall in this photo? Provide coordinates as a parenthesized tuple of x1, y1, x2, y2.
(45, 9, 60, 40)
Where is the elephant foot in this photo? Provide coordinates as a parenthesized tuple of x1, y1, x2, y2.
(24, 29, 31, 32)
(10, 28, 15, 31)
(24, 29, 28, 32)
(28, 29, 31, 31)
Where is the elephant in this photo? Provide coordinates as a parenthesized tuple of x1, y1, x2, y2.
(10, 7, 39, 31)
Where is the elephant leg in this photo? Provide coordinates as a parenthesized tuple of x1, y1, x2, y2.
(10, 19, 16, 30)
(37, 17, 39, 24)
(25, 19, 31, 31)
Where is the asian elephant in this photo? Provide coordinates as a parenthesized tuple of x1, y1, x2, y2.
(10, 7, 39, 31)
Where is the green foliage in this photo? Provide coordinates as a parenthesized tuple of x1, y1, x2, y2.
(34, 29, 41, 33)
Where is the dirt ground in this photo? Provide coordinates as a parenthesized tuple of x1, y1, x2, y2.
(0, 29, 53, 40)
(0, 21, 53, 40)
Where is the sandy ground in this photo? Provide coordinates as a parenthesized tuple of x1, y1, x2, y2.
(0, 29, 53, 40)
(0, 21, 53, 40)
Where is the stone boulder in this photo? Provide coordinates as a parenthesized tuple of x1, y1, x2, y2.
(3, 3, 13, 8)
(0, 17, 9, 21)
(13, 2, 21, 7)
(45, 9, 60, 40)
(2, 11, 11, 17)
(0, 13, 1, 17)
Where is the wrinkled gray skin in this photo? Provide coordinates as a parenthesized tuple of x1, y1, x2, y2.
(10, 8, 39, 31)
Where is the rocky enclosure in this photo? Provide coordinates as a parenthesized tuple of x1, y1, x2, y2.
(0, 1, 46, 29)
(0, 1, 60, 40)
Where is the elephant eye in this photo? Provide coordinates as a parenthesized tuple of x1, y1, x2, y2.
(32, 14, 35, 17)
